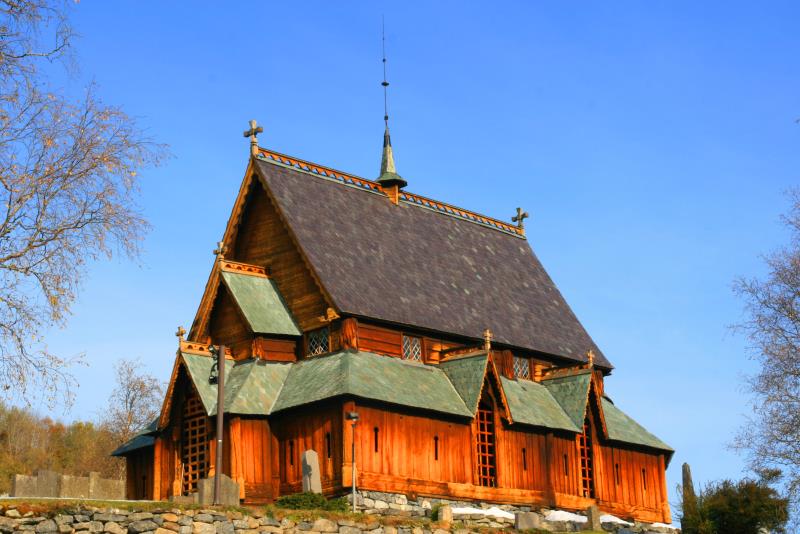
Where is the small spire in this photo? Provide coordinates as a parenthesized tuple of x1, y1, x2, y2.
(175, 326, 186, 342)
(483, 328, 493, 351)
(586, 349, 595, 367)
(376, 19, 407, 190)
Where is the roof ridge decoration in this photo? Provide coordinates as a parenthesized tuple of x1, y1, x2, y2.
(219, 260, 267, 277)
(256, 147, 525, 239)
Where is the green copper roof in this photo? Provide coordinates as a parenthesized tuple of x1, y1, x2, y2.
(500, 377, 580, 432)
(439, 353, 489, 413)
(110, 419, 158, 456)
(181, 353, 290, 416)
(542, 370, 592, 428)
(272, 350, 472, 417)
(602, 397, 673, 453)
(221, 271, 301, 336)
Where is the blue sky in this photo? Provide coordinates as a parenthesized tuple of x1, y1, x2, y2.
(35, 1, 800, 510)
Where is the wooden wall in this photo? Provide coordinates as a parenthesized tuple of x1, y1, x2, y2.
(209, 285, 252, 360)
(355, 403, 472, 485)
(270, 403, 344, 496)
(496, 425, 549, 493)
(231, 178, 328, 332)
(229, 417, 274, 503)
(125, 448, 154, 500)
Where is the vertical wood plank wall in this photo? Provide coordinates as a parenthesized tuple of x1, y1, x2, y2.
(270, 403, 344, 495)
(228, 417, 273, 503)
(208, 286, 252, 359)
(230, 179, 328, 331)
(355, 404, 472, 485)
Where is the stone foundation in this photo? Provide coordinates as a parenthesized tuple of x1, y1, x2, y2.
(346, 490, 678, 533)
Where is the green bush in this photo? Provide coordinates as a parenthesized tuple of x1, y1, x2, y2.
(681, 475, 788, 534)
(275, 492, 347, 512)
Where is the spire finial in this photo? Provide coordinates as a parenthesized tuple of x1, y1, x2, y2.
(376, 19, 407, 192)
(587, 349, 595, 367)
(243, 119, 263, 157)
(213, 240, 227, 260)
(175, 326, 186, 342)
(483, 328, 493, 351)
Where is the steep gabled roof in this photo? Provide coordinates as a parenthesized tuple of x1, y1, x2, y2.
(253, 151, 610, 368)
(542, 370, 593, 429)
(501, 376, 579, 432)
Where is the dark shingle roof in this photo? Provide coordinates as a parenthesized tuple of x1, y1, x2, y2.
(254, 157, 609, 368)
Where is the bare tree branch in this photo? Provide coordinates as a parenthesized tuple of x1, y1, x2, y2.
(0, 1, 167, 407)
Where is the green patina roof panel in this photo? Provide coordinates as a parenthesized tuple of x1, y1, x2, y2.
(181, 353, 290, 416)
(602, 397, 673, 452)
(221, 271, 301, 336)
(272, 350, 473, 417)
(500, 377, 579, 432)
(439, 353, 489, 413)
(542, 371, 592, 428)
(182, 353, 234, 414)
(110, 418, 158, 456)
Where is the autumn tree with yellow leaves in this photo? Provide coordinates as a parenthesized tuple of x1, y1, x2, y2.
(0, 1, 165, 406)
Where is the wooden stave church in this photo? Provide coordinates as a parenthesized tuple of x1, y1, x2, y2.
(113, 124, 673, 524)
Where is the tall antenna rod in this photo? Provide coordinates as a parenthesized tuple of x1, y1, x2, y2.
(382, 16, 389, 128)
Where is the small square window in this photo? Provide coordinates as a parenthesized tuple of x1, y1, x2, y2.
(307, 327, 330, 356)
(513, 355, 530, 379)
(402, 335, 422, 361)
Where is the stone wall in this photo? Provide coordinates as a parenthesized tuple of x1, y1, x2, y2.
(0, 502, 679, 534)
(10, 471, 124, 500)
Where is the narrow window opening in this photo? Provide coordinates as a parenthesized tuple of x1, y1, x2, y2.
(434, 436, 439, 460)
(563, 454, 568, 476)
(615, 463, 621, 485)
(373, 427, 379, 453)
(289, 440, 295, 466)
(641, 468, 647, 491)
(522, 448, 527, 471)
(325, 432, 332, 459)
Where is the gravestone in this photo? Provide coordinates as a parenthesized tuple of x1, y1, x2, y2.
(302, 450, 322, 494)
(514, 512, 541, 530)
(197, 474, 239, 505)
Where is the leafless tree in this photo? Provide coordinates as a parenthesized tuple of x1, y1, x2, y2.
(102, 358, 164, 448)
(733, 189, 800, 515)
(0, 1, 166, 406)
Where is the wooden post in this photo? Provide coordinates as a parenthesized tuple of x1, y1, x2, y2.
(214, 344, 226, 505)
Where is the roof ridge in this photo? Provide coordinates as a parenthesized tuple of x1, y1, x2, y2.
(257, 147, 525, 239)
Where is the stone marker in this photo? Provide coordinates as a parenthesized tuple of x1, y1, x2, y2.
(585, 505, 601, 531)
(197, 474, 239, 506)
(514, 512, 541, 530)
(302, 450, 322, 494)
(437, 505, 453, 524)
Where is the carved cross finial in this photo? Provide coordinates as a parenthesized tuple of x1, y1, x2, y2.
(512, 207, 529, 231)
(175, 326, 186, 341)
(587, 349, 595, 367)
(213, 240, 227, 260)
(483, 328, 493, 351)
(243, 119, 264, 157)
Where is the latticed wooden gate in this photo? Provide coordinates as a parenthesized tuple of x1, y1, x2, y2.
(181, 390, 209, 495)
(475, 397, 497, 487)
(578, 417, 596, 498)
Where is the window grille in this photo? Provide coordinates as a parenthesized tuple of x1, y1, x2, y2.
(181, 390, 209, 495)
(513, 355, 530, 379)
(475, 398, 497, 487)
(307, 327, 329, 356)
(402, 335, 422, 361)
(579, 417, 596, 498)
